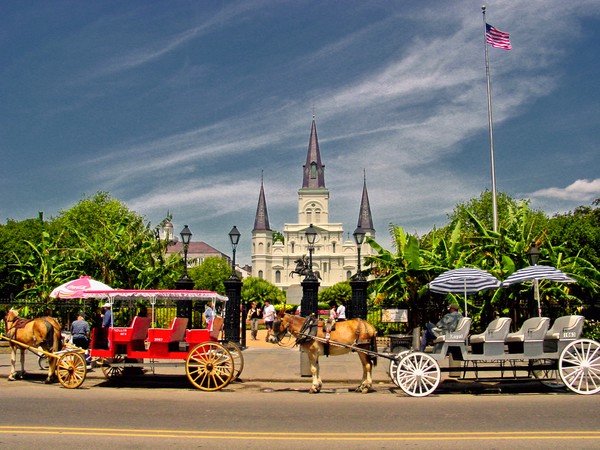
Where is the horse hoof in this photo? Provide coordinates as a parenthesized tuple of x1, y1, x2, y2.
(8, 376, 16, 381)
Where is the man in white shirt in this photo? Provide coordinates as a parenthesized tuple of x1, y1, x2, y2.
(262, 300, 276, 341)
(336, 301, 346, 321)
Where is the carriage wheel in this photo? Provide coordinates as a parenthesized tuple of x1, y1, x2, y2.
(395, 352, 441, 397)
(102, 355, 125, 379)
(186, 342, 234, 391)
(38, 354, 49, 371)
(56, 352, 86, 389)
(220, 340, 244, 381)
(558, 339, 600, 395)
(388, 349, 410, 388)
(531, 359, 565, 390)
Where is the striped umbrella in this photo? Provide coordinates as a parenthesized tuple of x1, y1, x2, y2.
(502, 265, 576, 317)
(428, 268, 502, 317)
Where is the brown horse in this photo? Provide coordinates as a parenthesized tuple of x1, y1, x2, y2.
(3, 307, 62, 383)
(270, 312, 377, 393)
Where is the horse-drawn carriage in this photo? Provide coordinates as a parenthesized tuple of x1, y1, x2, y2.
(2, 289, 242, 391)
(270, 312, 600, 397)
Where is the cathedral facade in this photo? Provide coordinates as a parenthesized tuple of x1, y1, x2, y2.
(251, 118, 375, 302)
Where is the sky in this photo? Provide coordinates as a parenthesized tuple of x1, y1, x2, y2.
(1, 0, 599, 265)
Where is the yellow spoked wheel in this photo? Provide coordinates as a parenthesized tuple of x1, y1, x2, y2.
(56, 351, 86, 389)
(102, 355, 125, 379)
(220, 340, 244, 381)
(186, 342, 234, 391)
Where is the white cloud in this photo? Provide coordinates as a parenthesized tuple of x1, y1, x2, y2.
(528, 179, 600, 201)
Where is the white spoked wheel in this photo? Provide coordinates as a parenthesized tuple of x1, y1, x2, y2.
(395, 352, 440, 397)
(388, 350, 410, 388)
(531, 359, 565, 390)
(559, 339, 600, 395)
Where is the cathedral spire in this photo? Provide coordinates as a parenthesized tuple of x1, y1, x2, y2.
(253, 172, 271, 231)
(357, 170, 375, 232)
(302, 117, 326, 189)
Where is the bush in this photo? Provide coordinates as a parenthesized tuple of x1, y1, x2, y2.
(583, 319, 600, 340)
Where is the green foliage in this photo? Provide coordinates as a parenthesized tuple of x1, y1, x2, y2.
(188, 257, 231, 294)
(318, 281, 351, 305)
(241, 277, 286, 306)
(272, 230, 285, 244)
(583, 319, 600, 341)
(0, 217, 45, 296)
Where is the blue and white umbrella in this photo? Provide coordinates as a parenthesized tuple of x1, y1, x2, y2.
(502, 265, 576, 317)
(428, 268, 502, 317)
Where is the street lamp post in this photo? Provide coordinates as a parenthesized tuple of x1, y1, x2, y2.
(300, 223, 319, 318)
(527, 241, 542, 317)
(175, 225, 194, 320)
(224, 226, 243, 346)
(349, 226, 368, 319)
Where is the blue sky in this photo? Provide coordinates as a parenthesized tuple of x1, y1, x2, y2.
(1, 1, 599, 264)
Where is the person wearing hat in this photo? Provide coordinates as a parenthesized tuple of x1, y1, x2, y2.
(420, 302, 463, 351)
(71, 312, 90, 350)
(101, 302, 113, 328)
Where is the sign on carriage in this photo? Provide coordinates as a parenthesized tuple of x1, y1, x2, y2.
(381, 309, 408, 323)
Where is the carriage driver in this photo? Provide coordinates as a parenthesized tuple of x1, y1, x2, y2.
(420, 303, 463, 351)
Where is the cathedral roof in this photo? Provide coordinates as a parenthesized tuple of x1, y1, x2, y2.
(253, 176, 271, 231)
(357, 173, 375, 232)
(302, 118, 326, 189)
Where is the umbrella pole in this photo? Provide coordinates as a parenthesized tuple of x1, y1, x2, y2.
(533, 279, 541, 317)
(464, 281, 468, 317)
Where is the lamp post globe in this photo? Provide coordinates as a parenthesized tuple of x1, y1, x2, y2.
(527, 241, 541, 266)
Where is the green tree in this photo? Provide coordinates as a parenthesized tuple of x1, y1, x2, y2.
(188, 257, 231, 294)
(241, 277, 286, 306)
(318, 281, 351, 306)
(0, 217, 45, 296)
(53, 192, 176, 288)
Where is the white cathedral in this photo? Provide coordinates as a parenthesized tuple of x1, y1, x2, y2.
(251, 118, 376, 303)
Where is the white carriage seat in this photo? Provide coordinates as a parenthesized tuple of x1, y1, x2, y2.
(469, 317, 511, 355)
(433, 317, 472, 345)
(543, 315, 584, 353)
(545, 315, 584, 341)
(505, 317, 550, 355)
(470, 317, 512, 344)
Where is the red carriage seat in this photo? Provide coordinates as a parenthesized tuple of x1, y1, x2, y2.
(109, 316, 151, 352)
(185, 316, 224, 345)
(147, 317, 188, 343)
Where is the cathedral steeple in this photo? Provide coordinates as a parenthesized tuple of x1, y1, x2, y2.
(302, 117, 326, 189)
(253, 173, 271, 231)
(357, 171, 375, 232)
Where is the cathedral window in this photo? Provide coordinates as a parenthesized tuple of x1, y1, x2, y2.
(258, 270, 264, 279)
(346, 271, 352, 280)
(310, 162, 317, 179)
(332, 242, 336, 253)
(275, 271, 281, 283)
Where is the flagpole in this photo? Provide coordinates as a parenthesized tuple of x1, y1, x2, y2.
(482, 5, 499, 233)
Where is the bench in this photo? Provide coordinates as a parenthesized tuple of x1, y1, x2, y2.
(147, 317, 189, 343)
(543, 315, 584, 353)
(110, 316, 151, 351)
(470, 317, 512, 356)
(432, 317, 472, 360)
(186, 316, 224, 345)
(505, 317, 550, 355)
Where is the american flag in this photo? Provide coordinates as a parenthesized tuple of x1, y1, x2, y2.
(486, 23, 511, 50)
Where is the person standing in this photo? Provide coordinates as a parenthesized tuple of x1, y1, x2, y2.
(246, 302, 261, 340)
(336, 301, 346, 321)
(262, 300, 276, 341)
(101, 303, 113, 328)
(203, 302, 215, 329)
(71, 313, 90, 349)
